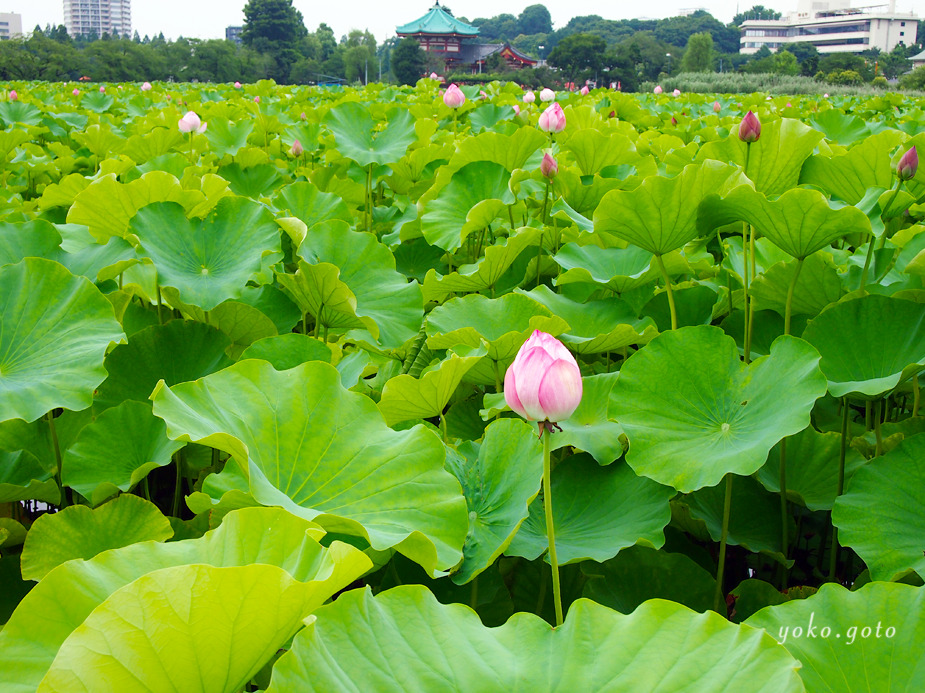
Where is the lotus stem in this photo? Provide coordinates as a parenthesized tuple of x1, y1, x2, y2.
(714, 472, 733, 614)
(541, 179, 550, 225)
(828, 396, 850, 582)
(172, 448, 186, 518)
(654, 254, 677, 330)
(913, 374, 920, 417)
(779, 437, 789, 589)
(874, 399, 884, 457)
(46, 411, 66, 509)
(155, 280, 164, 325)
(742, 222, 750, 362)
(860, 180, 903, 293)
(783, 257, 804, 337)
(542, 427, 564, 627)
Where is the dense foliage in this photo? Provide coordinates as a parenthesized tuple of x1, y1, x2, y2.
(0, 76, 923, 690)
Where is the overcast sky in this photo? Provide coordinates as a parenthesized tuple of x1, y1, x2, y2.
(7, 1, 919, 43)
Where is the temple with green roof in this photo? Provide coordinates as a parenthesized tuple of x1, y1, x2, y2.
(396, 2, 537, 74)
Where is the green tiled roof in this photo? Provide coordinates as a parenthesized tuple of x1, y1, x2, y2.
(396, 3, 480, 36)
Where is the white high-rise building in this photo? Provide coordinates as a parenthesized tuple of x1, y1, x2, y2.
(63, 0, 132, 38)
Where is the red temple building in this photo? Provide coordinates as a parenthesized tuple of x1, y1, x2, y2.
(396, 2, 538, 74)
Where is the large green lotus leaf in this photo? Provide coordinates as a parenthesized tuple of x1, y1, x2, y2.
(750, 253, 844, 319)
(594, 161, 745, 255)
(506, 454, 673, 565)
(0, 220, 61, 266)
(323, 102, 416, 168)
(447, 419, 543, 584)
(21, 495, 173, 581)
(0, 258, 125, 424)
(270, 182, 352, 239)
(746, 582, 925, 692)
(520, 286, 658, 355)
(164, 296, 278, 360)
(802, 294, 925, 399)
(611, 327, 827, 492)
(122, 127, 187, 164)
(800, 130, 903, 204)
(267, 585, 802, 692)
(543, 373, 627, 465)
(62, 400, 185, 506)
(731, 579, 818, 623)
(276, 260, 372, 335)
(216, 163, 282, 198)
(699, 186, 870, 260)
(685, 474, 793, 565)
(562, 130, 643, 176)
(468, 103, 516, 133)
(151, 360, 467, 574)
(0, 506, 371, 693)
(38, 173, 91, 211)
(441, 126, 546, 177)
(755, 424, 867, 512)
(553, 243, 684, 294)
(0, 101, 44, 126)
(0, 449, 58, 504)
(66, 172, 203, 243)
(808, 108, 873, 145)
(697, 118, 824, 196)
(239, 334, 333, 371)
(642, 284, 718, 333)
(832, 434, 925, 582)
(582, 545, 717, 614)
(203, 118, 254, 158)
(422, 227, 540, 303)
(552, 171, 629, 220)
(420, 160, 516, 252)
(131, 197, 282, 311)
(37, 563, 347, 693)
(58, 235, 138, 284)
(294, 220, 424, 348)
(95, 321, 233, 409)
(378, 351, 484, 427)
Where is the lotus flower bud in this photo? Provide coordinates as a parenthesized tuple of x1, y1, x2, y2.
(480, 90, 488, 99)
(234, 81, 242, 89)
(100, 86, 105, 93)
(72, 88, 80, 96)
(9, 90, 16, 101)
(178, 111, 207, 134)
(141, 81, 152, 91)
(540, 151, 558, 179)
(523, 90, 535, 103)
(786, 102, 792, 108)
(430, 72, 439, 79)
(671, 116, 677, 125)
(254, 95, 260, 103)
(504, 330, 582, 425)
(513, 104, 520, 116)
(673, 88, 681, 96)
(897, 146, 918, 181)
(580, 85, 589, 95)
(300, 111, 306, 120)
(538, 102, 566, 134)
(713, 101, 721, 113)
(290, 139, 303, 157)
(738, 110, 761, 143)
(654, 85, 663, 94)
(443, 83, 465, 108)
(540, 87, 555, 102)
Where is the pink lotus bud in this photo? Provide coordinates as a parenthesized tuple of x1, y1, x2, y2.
(300, 111, 306, 120)
(234, 81, 242, 89)
(897, 146, 918, 181)
(100, 86, 105, 93)
(654, 85, 663, 94)
(538, 102, 566, 134)
(254, 96, 260, 103)
(178, 111, 207, 134)
(504, 330, 582, 424)
(580, 86, 589, 95)
(513, 104, 520, 115)
(540, 151, 558, 178)
(823, 93, 829, 98)
(738, 111, 761, 143)
(539, 87, 555, 102)
(480, 90, 488, 99)
(430, 72, 439, 80)
(766, 95, 772, 100)
(72, 88, 80, 96)
(672, 88, 681, 97)
(671, 116, 677, 125)
(523, 90, 535, 104)
(443, 83, 465, 109)
(290, 139, 304, 157)
(9, 90, 17, 101)
(141, 82, 152, 91)
(713, 101, 721, 113)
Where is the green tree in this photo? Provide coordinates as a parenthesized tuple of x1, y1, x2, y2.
(787, 41, 819, 76)
(241, 0, 307, 80)
(391, 37, 426, 85)
(681, 32, 714, 72)
(733, 5, 783, 25)
(518, 5, 552, 35)
(771, 49, 799, 75)
(547, 32, 606, 83)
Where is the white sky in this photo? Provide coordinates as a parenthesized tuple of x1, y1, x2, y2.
(6, 1, 919, 43)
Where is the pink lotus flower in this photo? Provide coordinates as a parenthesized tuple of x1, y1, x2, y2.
(671, 116, 677, 125)
(654, 85, 663, 94)
(538, 102, 566, 134)
(178, 111, 207, 134)
(234, 81, 242, 89)
(141, 82, 152, 91)
(9, 90, 17, 101)
(254, 96, 260, 103)
(300, 111, 306, 120)
(513, 104, 520, 115)
(539, 88, 555, 102)
(897, 146, 918, 181)
(290, 139, 304, 157)
(540, 151, 558, 178)
(504, 330, 582, 425)
(480, 90, 488, 99)
(823, 93, 829, 98)
(787, 102, 792, 108)
(443, 83, 465, 108)
(738, 111, 761, 143)
(713, 101, 721, 113)
(580, 86, 589, 95)
(673, 88, 681, 96)
(100, 86, 105, 93)
(72, 88, 80, 96)
(430, 72, 439, 79)
(523, 91, 535, 103)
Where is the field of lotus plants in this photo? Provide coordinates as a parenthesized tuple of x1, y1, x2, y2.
(0, 76, 923, 690)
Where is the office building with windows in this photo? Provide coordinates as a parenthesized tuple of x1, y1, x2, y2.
(0, 12, 22, 40)
(63, 0, 132, 38)
(740, 1, 917, 54)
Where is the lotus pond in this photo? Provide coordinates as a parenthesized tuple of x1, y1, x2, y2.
(0, 78, 924, 691)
